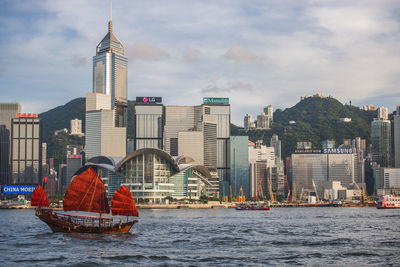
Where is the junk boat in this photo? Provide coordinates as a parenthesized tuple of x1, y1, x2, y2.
(235, 202, 271, 210)
(377, 195, 400, 209)
(32, 167, 138, 233)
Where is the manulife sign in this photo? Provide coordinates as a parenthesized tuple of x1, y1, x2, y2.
(203, 97, 229, 104)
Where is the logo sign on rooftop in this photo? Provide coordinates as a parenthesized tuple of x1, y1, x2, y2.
(322, 148, 354, 154)
(203, 97, 229, 105)
(17, 113, 38, 118)
(136, 97, 162, 104)
(294, 149, 321, 154)
(2, 185, 38, 194)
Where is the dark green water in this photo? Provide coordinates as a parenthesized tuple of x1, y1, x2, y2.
(0, 207, 399, 266)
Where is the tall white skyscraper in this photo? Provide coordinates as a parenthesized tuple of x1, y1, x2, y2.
(85, 19, 127, 160)
(93, 20, 128, 128)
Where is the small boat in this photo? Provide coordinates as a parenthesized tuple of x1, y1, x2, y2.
(377, 195, 400, 209)
(32, 167, 138, 233)
(235, 202, 271, 211)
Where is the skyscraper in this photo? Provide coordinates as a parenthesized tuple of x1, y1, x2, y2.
(85, 19, 127, 160)
(394, 105, 400, 167)
(200, 100, 231, 194)
(134, 97, 164, 150)
(10, 114, 42, 184)
(164, 106, 198, 156)
(85, 93, 126, 159)
(371, 119, 391, 167)
(230, 136, 249, 198)
(93, 20, 128, 128)
(0, 103, 21, 184)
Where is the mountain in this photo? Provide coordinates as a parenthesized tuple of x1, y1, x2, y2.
(231, 96, 376, 160)
(39, 97, 86, 141)
(39, 98, 136, 168)
(40, 96, 376, 168)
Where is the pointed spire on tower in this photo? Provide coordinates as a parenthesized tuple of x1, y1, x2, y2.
(96, 1, 124, 56)
(108, 2, 113, 33)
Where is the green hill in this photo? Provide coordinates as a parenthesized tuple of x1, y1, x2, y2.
(39, 97, 86, 141)
(40, 96, 376, 168)
(39, 98, 136, 167)
(232, 97, 376, 160)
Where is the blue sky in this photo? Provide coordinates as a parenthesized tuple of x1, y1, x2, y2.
(1, 0, 400, 125)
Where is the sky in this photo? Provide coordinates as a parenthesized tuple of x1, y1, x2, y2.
(1, 0, 400, 125)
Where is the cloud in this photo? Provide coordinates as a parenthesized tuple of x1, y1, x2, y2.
(126, 43, 170, 61)
(202, 78, 253, 94)
(183, 48, 201, 62)
(71, 54, 87, 68)
(224, 46, 259, 63)
(1, 0, 400, 125)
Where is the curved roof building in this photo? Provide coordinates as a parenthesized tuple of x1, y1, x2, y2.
(81, 148, 214, 203)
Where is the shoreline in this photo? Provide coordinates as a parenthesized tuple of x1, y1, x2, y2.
(0, 202, 377, 210)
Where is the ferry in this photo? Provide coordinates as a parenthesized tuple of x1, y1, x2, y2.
(377, 195, 400, 209)
(235, 202, 271, 211)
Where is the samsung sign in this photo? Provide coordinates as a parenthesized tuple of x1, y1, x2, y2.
(136, 97, 162, 104)
(203, 97, 229, 104)
(322, 148, 354, 154)
(2, 185, 38, 194)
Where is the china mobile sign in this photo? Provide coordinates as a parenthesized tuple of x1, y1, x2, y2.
(322, 148, 354, 154)
(2, 185, 38, 194)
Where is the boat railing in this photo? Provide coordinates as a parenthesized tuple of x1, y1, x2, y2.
(55, 213, 118, 228)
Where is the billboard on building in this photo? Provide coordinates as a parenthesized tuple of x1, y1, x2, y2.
(2, 185, 38, 194)
(203, 97, 229, 104)
(136, 97, 162, 104)
(322, 148, 354, 154)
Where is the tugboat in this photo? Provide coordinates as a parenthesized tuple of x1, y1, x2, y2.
(32, 167, 139, 233)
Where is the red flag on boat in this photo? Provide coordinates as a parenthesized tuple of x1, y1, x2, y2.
(31, 185, 50, 207)
(111, 185, 139, 217)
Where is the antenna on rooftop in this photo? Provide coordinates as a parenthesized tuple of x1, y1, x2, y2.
(110, 2, 112, 21)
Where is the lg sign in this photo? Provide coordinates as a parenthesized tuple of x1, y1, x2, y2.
(136, 97, 162, 103)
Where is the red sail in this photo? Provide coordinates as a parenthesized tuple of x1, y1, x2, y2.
(63, 167, 109, 214)
(31, 185, 50, 207)
(111, 185, 139, 217)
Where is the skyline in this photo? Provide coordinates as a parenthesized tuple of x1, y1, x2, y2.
(1, 0, 400, 125)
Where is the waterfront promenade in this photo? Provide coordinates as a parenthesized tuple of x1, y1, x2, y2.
(0, 201, 377, 209)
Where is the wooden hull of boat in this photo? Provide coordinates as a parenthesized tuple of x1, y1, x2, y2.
(37, 209, 137, 234)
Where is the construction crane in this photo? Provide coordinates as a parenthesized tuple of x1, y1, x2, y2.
(236, 186, 245, 202)
(299, 188, 305, 202)
(285, 175, 291, 202)
(312, 179, 319, 202)
(255, 171, 265, 201)
(292, 180, 297, 202)
(267, 176, 274, 202)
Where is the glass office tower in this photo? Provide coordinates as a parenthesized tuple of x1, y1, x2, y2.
(93, 20, 128, 128)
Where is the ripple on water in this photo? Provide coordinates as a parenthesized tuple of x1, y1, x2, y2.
(0, 208, 399, 266)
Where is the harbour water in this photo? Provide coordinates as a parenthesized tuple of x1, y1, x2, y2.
(0, 207, 399, 266)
